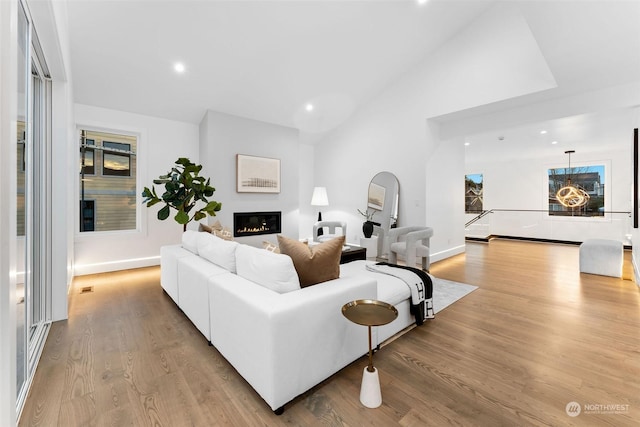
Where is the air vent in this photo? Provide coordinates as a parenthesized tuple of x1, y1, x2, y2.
(80, 286, 94, 294)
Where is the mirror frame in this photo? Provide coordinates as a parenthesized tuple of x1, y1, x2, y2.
(367, 171, 399, 232)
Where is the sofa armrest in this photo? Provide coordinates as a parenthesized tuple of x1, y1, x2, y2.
(208, 274, 376, 411)
(160, 244, 194, 303)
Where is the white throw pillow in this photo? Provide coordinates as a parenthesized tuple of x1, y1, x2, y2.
(182, 230, 200, 254)
(235, 244, 301, 293)
(197, 231, 239, 273)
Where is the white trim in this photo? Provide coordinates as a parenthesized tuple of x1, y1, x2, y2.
(431, 244, 466, 264)
(74, 122, 147, 238)
(73, 256, 160, 277)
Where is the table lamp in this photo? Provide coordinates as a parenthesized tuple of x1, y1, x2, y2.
(311, 187, 329, 236)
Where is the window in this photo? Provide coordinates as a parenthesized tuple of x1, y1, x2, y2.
(102, 141, 131, 176)
(79, 129, 137, 232)
(16, 0, 53, 414)
(548, 164, 605, 217)
(465, 174, 483, 213)
(80, 200, 95, 232)
(80, 137, 94, 175)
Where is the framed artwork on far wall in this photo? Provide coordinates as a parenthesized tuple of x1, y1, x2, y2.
(367, 182, 386, 211)
(236, 154, 281, 193)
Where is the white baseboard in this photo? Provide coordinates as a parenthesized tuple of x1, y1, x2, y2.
(431, 244, 466, 263)
(73, 256, 160, 276)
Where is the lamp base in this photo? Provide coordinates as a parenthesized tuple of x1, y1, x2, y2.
(317, 211, 323, 236)
(360, 366, 382, 408)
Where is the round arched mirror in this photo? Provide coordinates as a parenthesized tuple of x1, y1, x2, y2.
(366, 172, 399, 257)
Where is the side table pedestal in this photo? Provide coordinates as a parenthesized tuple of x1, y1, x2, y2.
(360, 366, 382, 408)
(359, 236, 378, 259)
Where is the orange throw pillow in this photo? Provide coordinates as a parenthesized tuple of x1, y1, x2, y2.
(277, 235, 344, 287)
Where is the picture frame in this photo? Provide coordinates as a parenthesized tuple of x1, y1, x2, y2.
(367, 182, 386, 210)
(236, 154, 281, 193)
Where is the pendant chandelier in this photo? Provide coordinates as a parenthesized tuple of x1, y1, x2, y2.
(556, 150, 590, 208)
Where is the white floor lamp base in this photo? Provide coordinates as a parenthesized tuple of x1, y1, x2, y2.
(360, 366, 382, 408)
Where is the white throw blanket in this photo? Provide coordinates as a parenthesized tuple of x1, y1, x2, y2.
(366, 262, 434, 324)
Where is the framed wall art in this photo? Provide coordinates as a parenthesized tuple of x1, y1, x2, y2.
(236, 154, 281, 193)
(367, 182, 386, 210)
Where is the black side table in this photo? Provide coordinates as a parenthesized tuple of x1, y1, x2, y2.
(340, 246, 367, 264)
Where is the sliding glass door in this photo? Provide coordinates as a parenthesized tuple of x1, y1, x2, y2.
(16, 0, 28, 400)
(16, 0, 52, 415)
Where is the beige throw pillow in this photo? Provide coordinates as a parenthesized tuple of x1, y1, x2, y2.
(277, 235, 344, 287)
(199, 223, 214, 233)
(262, 241, 280, 253)
(214, 227, 234, 241)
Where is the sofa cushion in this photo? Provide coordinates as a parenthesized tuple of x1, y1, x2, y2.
(182, 230, 200, 254)
(235, 244, 301, 293)
(197, 231, 239, 273)
(277, 235, 344, 287)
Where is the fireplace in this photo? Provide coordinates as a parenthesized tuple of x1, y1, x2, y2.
(233, 211, 282, 237)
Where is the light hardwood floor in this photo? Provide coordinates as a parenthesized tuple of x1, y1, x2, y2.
(20, 240, 640, 426)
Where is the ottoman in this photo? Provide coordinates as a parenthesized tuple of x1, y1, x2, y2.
(579, 239, 623, 278)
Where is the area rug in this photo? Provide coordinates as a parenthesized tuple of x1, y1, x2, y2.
(432, 277, 478, 313)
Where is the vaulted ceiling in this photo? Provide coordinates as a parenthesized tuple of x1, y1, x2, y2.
(66, 0, 640, 144)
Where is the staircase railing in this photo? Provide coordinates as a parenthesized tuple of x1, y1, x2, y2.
(465, 209, 632, 241)
(465, 210, 492, 228)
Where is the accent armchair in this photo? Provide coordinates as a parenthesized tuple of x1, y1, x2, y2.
(388, 226, 434, 271)
(313, 221, 347, 243)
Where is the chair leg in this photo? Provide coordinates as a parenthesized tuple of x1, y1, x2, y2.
(389, 251, 398, 265)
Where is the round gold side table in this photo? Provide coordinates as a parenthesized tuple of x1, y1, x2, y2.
(342, 299, 398, 408)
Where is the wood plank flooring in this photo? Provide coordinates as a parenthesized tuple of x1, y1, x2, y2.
(19, 240, 640, 426)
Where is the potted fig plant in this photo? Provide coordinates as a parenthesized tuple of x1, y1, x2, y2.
(142, 157, 222, 231)
(358, 208, 376, 238)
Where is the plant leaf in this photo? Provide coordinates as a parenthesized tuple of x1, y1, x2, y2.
(158, 205, 170, 221)
(175, 210, 189, 224)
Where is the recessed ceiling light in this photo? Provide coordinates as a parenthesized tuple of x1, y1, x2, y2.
(551, 141, 558, 145)
(540, 130, 547, 134)
(305, 103, 314, 112)
(417, 0, 429, 4)
(174, 62, 185, 73)
(464, 142, 470, 146)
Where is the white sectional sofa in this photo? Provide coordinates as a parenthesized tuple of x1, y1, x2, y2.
(161, 230, 417, 414)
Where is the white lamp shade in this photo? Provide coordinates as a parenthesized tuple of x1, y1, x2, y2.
(311, 187, 329, 206)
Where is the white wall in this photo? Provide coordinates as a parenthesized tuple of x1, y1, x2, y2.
(297, 143, 315, 240)
(313, 3, 551, 261)
(73, 104, 199, 275)
(466, 149, 632, 243)
(41, 0, 75, 322)
(426, 131, 467, 260)
(199, 110, 301, 247)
